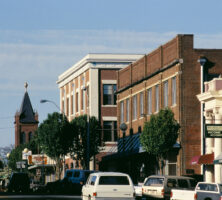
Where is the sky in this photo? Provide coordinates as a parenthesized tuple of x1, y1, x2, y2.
(1, 0, 222, 147)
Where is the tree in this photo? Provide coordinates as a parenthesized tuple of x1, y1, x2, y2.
(8, 138, 38, 171)
(0, 159, 4, 170)
(36, 112, 75, 179)
(140, 108, 180, 174)
(70, 115, 101, 169)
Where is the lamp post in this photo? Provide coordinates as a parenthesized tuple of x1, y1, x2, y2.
(40, 99, 66, 179)
(83, 86, 90, 170)
(198, 57, 207, 178)
(120, 123, 127, 152)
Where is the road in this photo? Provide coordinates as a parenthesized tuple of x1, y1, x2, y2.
(0, 194, 82, 200)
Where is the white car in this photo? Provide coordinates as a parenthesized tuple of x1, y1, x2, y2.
(81, 172, 136, 200)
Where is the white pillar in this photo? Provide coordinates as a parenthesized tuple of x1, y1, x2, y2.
(214, 109, 222, 183)
(205, 111, 214, 182)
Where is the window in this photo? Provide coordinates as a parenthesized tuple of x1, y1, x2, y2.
(178, 179, 189, 189)
(76, 92, 79, 112)
(81, 77, 85, 111)
(81, 90, 85, 111)
(155, 85, 159, 112)
(164, 80, 168, 107)
(167, 179, 177, 188)
(126, 98, 130, 122)
(133, 95, 137, 120)
(28, 132, 33, 141)
(140, 92, 144, 116)
(72, 84, 75, 114)
(172, 77, 176, 106)
(103, 121, 117, 142)
(120, 101, 124, 123)
(20, 132, 26, 144)
(103, 84, 117, 105)
(66, 97, 69, 116)
(99, 176, 129, 185)
(147, 88, 152, 115)
(144, 178, 164, 186)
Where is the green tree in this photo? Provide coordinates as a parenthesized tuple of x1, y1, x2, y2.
(140, 108, 180, 174)
(36, 112, 75, 179)
(70, 115, 101, 169)
(0, 159, 4, 170)
(8, 141, 37, 171)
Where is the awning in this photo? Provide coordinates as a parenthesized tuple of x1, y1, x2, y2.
(191, 155, 201, 165)
(198, 153, 214, 165)
(214, 153, 222, 164)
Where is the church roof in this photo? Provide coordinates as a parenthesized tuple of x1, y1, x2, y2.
(19, 91, 38, 124)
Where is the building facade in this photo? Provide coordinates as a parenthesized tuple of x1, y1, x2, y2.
(111, 34, 222, 181)
(14, 83, 39, 147)
(57, 54, 143, 169)
(197, 78, 222, 183)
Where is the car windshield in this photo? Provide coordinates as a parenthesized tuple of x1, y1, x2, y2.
(99, 176, 130, 185)
(144, 178, 164, 186)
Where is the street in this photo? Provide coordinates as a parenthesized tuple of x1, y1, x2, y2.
(0, 194, 82, 200)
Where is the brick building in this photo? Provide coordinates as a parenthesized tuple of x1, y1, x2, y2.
(15, 83, 39, 147)
(101, 34, 222, 181)
(57, 54, 143, 169)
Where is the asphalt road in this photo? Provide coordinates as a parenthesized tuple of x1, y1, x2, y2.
(0, 195, 82, 200)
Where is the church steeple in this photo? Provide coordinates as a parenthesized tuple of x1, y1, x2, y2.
(14, 82, 39, 147)
(19, 82, 38, 124)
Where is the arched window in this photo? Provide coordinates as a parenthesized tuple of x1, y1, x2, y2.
(20, 132, 26, 144)
(28, 132, 33, 141)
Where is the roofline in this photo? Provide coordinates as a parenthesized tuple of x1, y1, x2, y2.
(57, 53, 144, 85)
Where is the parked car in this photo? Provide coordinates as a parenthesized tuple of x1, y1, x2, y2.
(142, 175, 196, 200)
(7, 172, 30, 193)
(195, 182, 222, 200)
(82, 172, 136, 200)
(64, 169, 96, 194)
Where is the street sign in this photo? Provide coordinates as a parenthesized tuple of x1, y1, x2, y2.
(16, 161, 26, 169)
(205, 124, 222, 138)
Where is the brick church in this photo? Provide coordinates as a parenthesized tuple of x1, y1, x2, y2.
(14, 82, 38, 147)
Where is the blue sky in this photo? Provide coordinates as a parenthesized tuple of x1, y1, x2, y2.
(1, 0, 222, 147)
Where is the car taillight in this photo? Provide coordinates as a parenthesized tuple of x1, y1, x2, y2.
(194, 193, 197, 200)
(80, 181, 83, 185)
(142, 188, 144, 194)
(93, 192, 97, 197)
(161, 189, 164, 196)
(220, 196, 222, 200)
(170, 191, 173, 198)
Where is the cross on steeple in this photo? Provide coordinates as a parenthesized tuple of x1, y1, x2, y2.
(24, 82, 28, 92)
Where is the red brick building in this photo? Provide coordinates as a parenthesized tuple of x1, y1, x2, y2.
(102, 34, 222, 181)
(57, 54, 143, 169)
(14, 83, 38, 147)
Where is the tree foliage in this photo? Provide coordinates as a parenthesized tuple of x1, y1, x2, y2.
(140, 108, 180, 166)
(0, 160, 4, 169)
(8, 139, 37, 171)
(70, 115, 101, 169)
(36, 112, 75, 178)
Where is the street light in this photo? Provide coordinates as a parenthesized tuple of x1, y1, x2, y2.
(40, 99, 62, 114)
(120, 123, 128, 152)
(40, 99, 66, 178)
(83, 86, 90, 170)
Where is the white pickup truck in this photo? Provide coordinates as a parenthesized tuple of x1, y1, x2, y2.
(170, 182, 222, 200)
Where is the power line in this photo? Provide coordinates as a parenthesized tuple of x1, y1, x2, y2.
(0, 116, 14, 119)
(0, 127, 14, 130)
